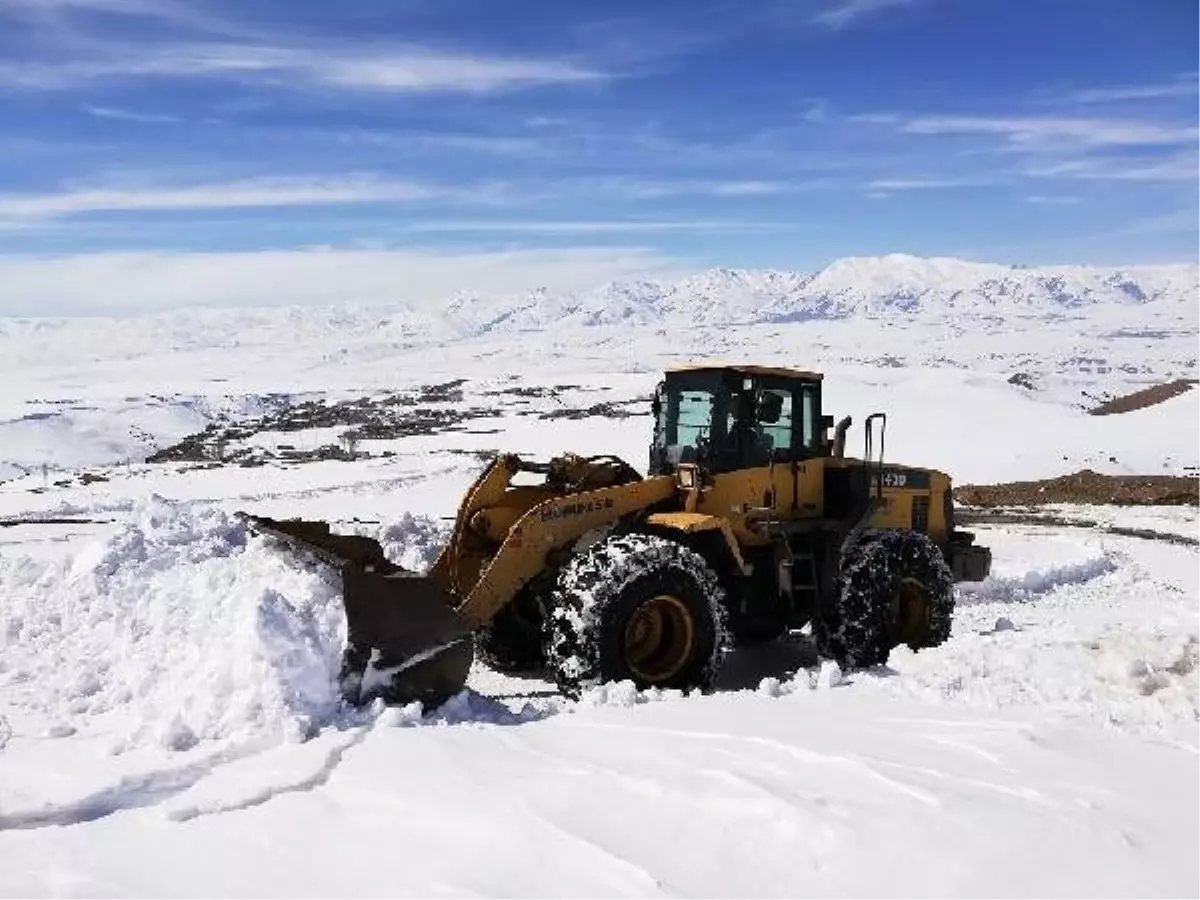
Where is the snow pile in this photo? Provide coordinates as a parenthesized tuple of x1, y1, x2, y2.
(0, 499, 354, 750)
(956, 551, 1118, 603)
(375, 688, 554, 728)
(365, 513, 450, 572)
(862, 531, 1200, 739)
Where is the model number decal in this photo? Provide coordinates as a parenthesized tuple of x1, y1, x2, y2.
(540, 497, 616, 521)
(878, 468, 931, 489)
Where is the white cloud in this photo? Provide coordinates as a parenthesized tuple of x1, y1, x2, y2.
(712, 180, 792, 196)
(334, 130, 546, 157)
(1114, 209, 1199, 237)
(896, 114, 1195, 147)
(1071, 79, 1199, 103)
(0, 247, 687, 315)
(1026, 154, 1198, 182)
(813, 0, 913, 29)
(0, 173, 823, 228)
(0, 0, 225, 35)
(524, 115, 572, 129)
(82, 104, 178, 123)
(0, 175, 498, 222)
(802, 99, 831, 123)
(0, 43, 608, 94)
(594, 177, 822, 199)
(866, 177, 991, 190)
(0, 0, 184, 17)
(1024, 195, 1081, 205)
(402, 218, 777, 234)
(312, 49, 603, 93)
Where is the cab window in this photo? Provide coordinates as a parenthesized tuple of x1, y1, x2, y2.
(754, 388, 793, 462)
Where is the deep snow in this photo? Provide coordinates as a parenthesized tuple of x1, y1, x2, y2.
(1, 499, 1196, 897)
(0, 255, 1197, 897)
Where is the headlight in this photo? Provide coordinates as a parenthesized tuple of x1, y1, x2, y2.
(678, 467, 696, 489)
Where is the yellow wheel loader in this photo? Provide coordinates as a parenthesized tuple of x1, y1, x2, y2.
(245, 365, 991, 711)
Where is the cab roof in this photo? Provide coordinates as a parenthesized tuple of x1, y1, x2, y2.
(665, 364, 824, 381)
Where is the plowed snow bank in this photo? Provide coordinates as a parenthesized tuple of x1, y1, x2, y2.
(0, 500, 443, 751)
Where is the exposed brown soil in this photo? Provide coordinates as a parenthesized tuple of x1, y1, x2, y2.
(145, 381, 647, 467)
(954, 469, 1199, 507)
(1089, 379, 1197, 416)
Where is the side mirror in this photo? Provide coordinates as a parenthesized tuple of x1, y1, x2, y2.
(756, 391, 783, 424)
(651, 383, 663, 417)
(819, 415, 834, 430)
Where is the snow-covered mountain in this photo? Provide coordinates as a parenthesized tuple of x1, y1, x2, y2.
(441, 254, 1198, 335)
(2, 255, 1194, 347)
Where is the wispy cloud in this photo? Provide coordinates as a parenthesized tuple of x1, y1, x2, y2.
(403, 218, 779, 235)
(0, 0, 187, 18)
(0, 173, 833, 227)
(1071, 77, 1199, 104)
(1026, 154, 1198, 182)
(0, 0, 232, 38)
(813, 0, 914, 29)
(0, 175, 502, 222)
(1113, 208, 1199, 238)
(866, 176, 992, 190)
(82, 103, 178, 123)
(1024, 195, 1081, 205)
(332, 130, 546, 158)
(0, 43, 609, 94)
(594, 177, 828, 199)
(888, 114, 1195, 148)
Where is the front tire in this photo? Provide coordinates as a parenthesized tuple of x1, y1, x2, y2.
(547, 533, 727, 697)
(814, 529, 954, 668)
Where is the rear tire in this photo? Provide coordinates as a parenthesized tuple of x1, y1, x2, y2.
(474, 590, 545, 674)
(814, 529, 954, 668)
(547, 533, 726, 697)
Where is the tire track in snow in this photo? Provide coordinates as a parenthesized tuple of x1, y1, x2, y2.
(166, 727, 370, 822)
(958, 513, 1198, 547)
(0, 742, 263, 832)
(505, 802, 671, 896)
(563, 720, 940, 807)
(496, 718, 846, 861)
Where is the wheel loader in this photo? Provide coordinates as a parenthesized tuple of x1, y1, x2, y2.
(245, 364, 992, 712)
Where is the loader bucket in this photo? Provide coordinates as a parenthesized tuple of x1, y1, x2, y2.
(241, 514, 473, 711)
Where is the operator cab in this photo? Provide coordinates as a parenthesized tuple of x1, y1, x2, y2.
(649, 365, 831, 476)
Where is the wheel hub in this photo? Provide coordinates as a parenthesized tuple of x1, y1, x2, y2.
(623, 594, 695, 683)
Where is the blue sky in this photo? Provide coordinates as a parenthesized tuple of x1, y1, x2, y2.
(0, 0, 1196, 311)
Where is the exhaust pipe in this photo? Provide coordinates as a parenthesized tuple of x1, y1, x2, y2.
(832, 415, 852, 458)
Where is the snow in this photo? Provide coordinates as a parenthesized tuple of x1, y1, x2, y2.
(0, 253, 1197, 896)
(853, 527, 1199, 742)
(0, 681, 1195, 897)
(1, 501, 340, 753)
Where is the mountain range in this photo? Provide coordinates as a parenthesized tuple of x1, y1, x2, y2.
(0, 255, 1195, 354)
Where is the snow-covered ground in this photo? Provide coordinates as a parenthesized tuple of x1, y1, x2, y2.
(1, 256, 1197, 897)
(0, 502, 1196, 897)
